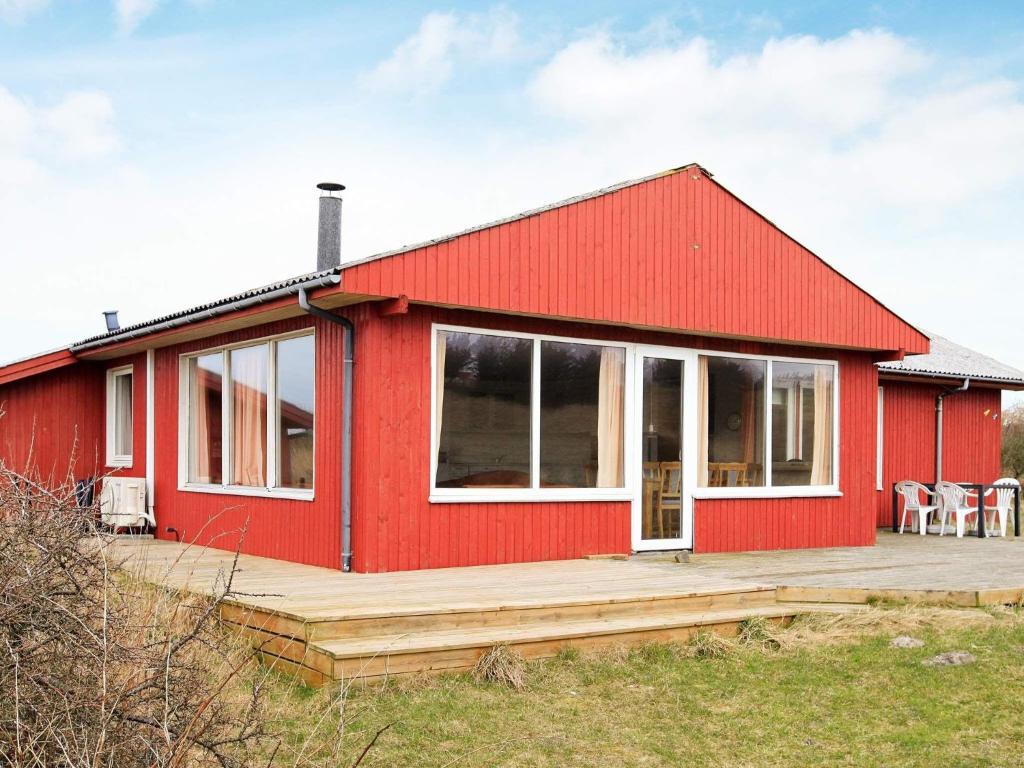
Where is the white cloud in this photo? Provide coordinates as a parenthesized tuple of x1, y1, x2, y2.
(0, 0, 49, 24)
(41, 91, 120, 158)
(361, 7, 520, 95)
(527, 26, 1024, 402)
(0, 86, 33, 152)
(0, 87, 119, 205)
(114, 0, 160, 34)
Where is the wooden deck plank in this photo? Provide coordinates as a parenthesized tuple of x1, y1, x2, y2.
(112, 531, 1024, 684)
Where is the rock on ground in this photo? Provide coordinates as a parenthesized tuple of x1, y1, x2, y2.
(922, 651, 976, 667)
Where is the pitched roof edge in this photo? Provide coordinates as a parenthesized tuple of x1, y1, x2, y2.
(335, 162, 927, 354)
(700, 173, 930, 354)
(0, 348, 79, 387)
(335, 164, 702, 272)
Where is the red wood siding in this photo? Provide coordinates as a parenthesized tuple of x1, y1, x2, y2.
(350, 304, 880, 571)
(0, 363, 104, 485)
(151, 315, 346, 569)
(339, 168, 927, 355)
(695, 348, 879, 552)
(349, 305, 631, 572)
(875, 381, 1002, 525)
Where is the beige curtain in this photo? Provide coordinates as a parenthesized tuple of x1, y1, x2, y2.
(232, 350, 267, 486)
(810, 366, 834, 485)
(194, 365, 213, 483)
(596, 347, 625, 487)
(115, 374, 133, 456)
(697, 356, 709, 487)
(435, 333, 447, 465)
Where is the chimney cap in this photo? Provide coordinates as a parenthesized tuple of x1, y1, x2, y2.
(317, 182, 346, 193)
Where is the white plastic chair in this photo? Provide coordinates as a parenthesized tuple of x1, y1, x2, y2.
(981, 478, 1019, 538)
(936, 481, 981, 538)
(895, 481, 939, 535)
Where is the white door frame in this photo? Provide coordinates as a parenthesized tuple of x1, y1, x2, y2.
(631, 344, 698, 551)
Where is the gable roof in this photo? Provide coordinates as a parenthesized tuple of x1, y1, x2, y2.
(3, 163, 929, 380)
(334, 164, 929, 354)
(879, 334, 1024, 389)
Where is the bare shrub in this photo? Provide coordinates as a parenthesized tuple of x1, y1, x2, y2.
(474, 645, 527, 690)
(0, 466, 276, 767)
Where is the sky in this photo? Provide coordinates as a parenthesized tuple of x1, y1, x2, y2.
(2, 1, 1024, 404)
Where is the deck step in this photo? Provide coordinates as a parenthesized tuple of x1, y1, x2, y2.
(224, 585, 780, 642)
(307, 604, 802, 680)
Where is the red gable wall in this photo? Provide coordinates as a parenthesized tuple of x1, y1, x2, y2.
(338, 168, 928, 355)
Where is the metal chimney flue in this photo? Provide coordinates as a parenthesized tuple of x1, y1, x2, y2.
(316, 182, 345, 271)
(103, 311, 120, 333)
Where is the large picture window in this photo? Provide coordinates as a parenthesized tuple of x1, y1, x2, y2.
(433, 328, 626, 495)
(698, 354, 836, 489)
(435, 332, 533, 488)
(182, 331, 315, 497)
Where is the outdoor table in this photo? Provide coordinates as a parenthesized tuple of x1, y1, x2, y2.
(891, 482, 1021, 538)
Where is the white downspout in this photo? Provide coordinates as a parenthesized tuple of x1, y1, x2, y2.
(145, 348, 156, 527)
(935, 377, 970, 484)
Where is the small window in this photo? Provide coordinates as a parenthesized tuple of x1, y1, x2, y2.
(106, 366, 134, 467)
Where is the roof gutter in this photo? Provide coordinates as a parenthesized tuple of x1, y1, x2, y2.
(879, 369, 1024, 388)
(69, 273, 342, 354)
(936, 378, 970, 484)
(298, 286, 354, 573)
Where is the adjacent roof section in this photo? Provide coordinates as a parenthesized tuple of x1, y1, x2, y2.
(70, 271, 341, 352)
(879, 334, 1024, 388)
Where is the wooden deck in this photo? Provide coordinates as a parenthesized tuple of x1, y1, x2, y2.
(690, 531, 1024, 607)
(113, 531, 1024, 685)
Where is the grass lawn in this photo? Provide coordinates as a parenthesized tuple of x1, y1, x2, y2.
(268, 608, 1024, 767)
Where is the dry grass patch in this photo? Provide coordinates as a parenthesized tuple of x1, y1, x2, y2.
(473, 644, 527, 690)
(688, 629, 733, 659)
(779, 605, 1010, 649)
(737, 616, 784, 651)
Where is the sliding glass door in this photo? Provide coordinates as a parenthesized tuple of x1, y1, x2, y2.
(633, 346, 696, 550)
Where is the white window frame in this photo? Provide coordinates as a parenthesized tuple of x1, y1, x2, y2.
(106, 364, 134, 467)
(876, 385, 884, 491)
(430, 323, 635, 503)
(693, 350, 841, 499)
(430, 323, 841, 504)
(177, 328, 316, 501)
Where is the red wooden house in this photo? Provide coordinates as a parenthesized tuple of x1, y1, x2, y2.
(1, 164, 1021, 572)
